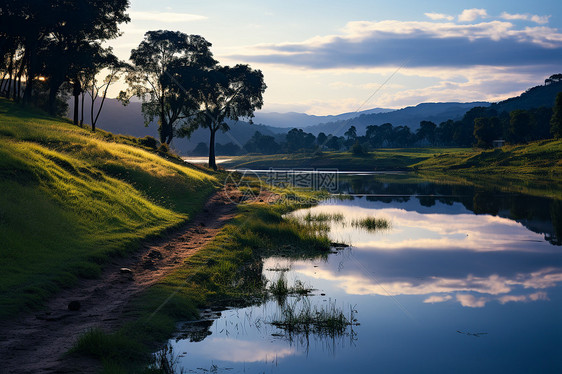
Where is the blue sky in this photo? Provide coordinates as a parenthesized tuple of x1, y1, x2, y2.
(110, 0, 562, 114)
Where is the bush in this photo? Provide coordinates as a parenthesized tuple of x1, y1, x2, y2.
(351, 142, 367, 156)
(157, 143, 169, 154)
(138, 136, 159, 149)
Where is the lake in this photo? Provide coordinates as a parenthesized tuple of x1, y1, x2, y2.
(167, 173, 562, 373)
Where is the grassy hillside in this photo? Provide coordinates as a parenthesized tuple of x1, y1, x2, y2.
(222, 148, 470, 171)
(0, 99, 218, 317)
(224, 141, 562, 175)
(413, 139, 562, 172)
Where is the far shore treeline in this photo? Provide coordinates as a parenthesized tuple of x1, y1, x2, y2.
(192, 76, 562, 157)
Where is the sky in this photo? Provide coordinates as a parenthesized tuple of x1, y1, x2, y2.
(109, 0, 562, 115)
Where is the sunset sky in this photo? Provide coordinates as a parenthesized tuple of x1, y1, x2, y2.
(110, 0, 562, 115)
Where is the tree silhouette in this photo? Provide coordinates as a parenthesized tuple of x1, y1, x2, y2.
(184, 64, 266, 170)
(551, 92, 562, 139)
(473, 117, 500, 148)
(120, 31, 216, 144)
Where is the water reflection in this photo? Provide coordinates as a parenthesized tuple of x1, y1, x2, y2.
(292, 192, 562, 309)
(170, 174, 562, 373)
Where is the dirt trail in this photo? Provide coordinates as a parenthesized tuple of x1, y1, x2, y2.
(0, 188, 242, 374)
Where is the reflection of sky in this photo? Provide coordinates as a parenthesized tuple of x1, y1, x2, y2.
(186, 337, 296, 362)
(289, 198, 562, 308)
(172, 191, 562, 374)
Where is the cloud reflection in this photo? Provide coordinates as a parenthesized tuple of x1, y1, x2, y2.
(299, 204, 554, 253)
(295, 264, 560, 308)
(196, 338, 296, 362)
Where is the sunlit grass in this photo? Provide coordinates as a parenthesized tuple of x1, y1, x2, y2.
(0, 98, 218, 317)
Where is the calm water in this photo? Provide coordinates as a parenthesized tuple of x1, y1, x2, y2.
(169, 174, 562, 373)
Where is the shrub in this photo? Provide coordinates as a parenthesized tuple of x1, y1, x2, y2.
(138, 136, 159, 149)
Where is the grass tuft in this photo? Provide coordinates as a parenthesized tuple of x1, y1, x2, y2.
(351, 216, 391, 231)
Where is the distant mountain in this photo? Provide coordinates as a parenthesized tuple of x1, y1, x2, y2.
(252, 107, 393, 128)
(304, 102, 489, 136)
(490, 79, 562, 114)
(68, 98, 284, 154)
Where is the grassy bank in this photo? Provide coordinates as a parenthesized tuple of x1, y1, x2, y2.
(223, 141, 562, 175)
(70, 189, 331, 373)
(222, 141, 562, 198)
(0, 99, 218, 317)
(223, 148, 469, 171)
(413, 140, 562, 199)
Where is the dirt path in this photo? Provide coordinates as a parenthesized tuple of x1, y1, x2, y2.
(0, 188, 242, 374)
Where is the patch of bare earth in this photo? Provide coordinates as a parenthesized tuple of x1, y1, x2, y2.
(0, 187, 279, 373)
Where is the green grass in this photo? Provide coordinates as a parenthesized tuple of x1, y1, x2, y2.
(222, 148, 469, 171)
(0, 98, 218, 317)
(223, 141, 562, 176)
(302, 211, 344, 223)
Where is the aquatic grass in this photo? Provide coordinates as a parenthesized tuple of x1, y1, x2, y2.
(269, 274, 290, 298)
(351, 216, 391, 231)
(270, 298, 356, 337)
(302, 211, 344, 223)
(269, 275, 314, 301)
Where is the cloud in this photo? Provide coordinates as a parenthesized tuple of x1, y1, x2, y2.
(456, 294, 488, 307)
(423, 295, 452, 303)
(500, 12, 550, 25)
(129, 11, 207, 23)
(425, 13, 454, 21)
(499, 291, 549, 304)
(232, 19, 562, 70)
(458, 8, 488, 22)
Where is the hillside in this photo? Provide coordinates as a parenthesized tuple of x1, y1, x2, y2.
(0, 99, 218, 317)
(252, 107, 393, 128)
(224, 140, 562, 178)
(304, 102, 489, 136)
(490, 79, 562, 114)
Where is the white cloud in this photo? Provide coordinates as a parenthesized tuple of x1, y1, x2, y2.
(499, 291, 549, 304)
(456, 294, 488, 307)
(423, 295, 452, 303)
(129, 11, 207, 23)
(500, 12, 550, 25)
(458, 8, 488, 22)
(529, 291, 549, 301)
(425, 12, 454, 21)
(498, 294, 527, 304)
(531, 15, 551, 25)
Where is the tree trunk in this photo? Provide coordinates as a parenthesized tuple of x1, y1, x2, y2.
(48, 87, 58, 115)
(6, 54, 13, 99)
(22, 49, 34, 105)
(80, 92, 85, 127)
(73, 80, 81, 126)
(208, 127, 217, 170)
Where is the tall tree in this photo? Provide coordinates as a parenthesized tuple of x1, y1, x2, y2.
(551, 92, 562, 139)
(473, 117, 500, 148)
(508, 110, 534, 144)
(17, 0, 129, 109)
(120, 31, 216, 144)
(416, 120, 436, 145)
(184, 64, 266, 170)
(84, 52, 126, 131)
